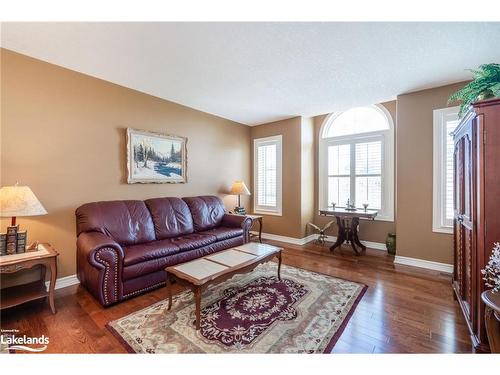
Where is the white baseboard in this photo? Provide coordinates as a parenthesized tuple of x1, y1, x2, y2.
(45, 274, 79, 291)
(394, 255, 453, 274)
(251, 231, 387, 251)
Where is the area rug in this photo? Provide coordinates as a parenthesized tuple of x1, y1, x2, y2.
(107, 263, 366, 353)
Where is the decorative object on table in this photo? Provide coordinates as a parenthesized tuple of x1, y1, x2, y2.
(0, 233, 6, 255)
(0, 184, 47, 254)
(319, 209, 377, 256)
(307, 221, 335, 245)
(448, 63, 500, 118)
(6, 225, 18, 255)
(362, 203, 369, 212)
(0, 243, 58, 314)
(26, 240, 40, 252)
(229, 180, 251, 215)
(386, 232, 396, 255)
(345, 198, 357, 211)
(127, 128, 187, 184)
(330, 202, 336, 209)
(107, 262, 367, 353)
(481, 242, 500, 293)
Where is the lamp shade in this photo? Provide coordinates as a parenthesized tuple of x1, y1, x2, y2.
(0, 185, 47, 217)
(229, 181, 251, 196)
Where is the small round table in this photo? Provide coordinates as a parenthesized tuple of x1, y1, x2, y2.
(481, 290, 500, 353)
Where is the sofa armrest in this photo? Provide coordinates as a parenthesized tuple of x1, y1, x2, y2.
(76, 232, 124, 306)
(222, 214, 252, 230)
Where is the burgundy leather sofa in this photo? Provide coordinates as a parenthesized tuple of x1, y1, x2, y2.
(76, 196, 251, 306)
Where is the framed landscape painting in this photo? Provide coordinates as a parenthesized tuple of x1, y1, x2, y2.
(127, 128, 187, 183)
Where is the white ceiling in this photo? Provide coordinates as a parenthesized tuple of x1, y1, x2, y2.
(2, 22, 500, 125)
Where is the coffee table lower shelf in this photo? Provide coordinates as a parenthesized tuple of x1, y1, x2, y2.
(0, 281, 48, 310)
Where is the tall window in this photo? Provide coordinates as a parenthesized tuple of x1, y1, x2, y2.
(254, 135, 282, 215)
(433, 106, 459, 233)
(319, 105, 394, 221)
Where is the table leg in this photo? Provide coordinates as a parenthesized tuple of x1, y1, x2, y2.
(258, 218, 263, 243)
(330, 216, 345, 252)
(351, 217, 366, 255)
(48, 258, 57, 314)
(277, 251, 282, 281)
(166, 273, 172, 310)
(194, 287, 202, 330)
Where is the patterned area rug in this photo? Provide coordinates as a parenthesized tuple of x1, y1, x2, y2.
(107, 263, 366, 353)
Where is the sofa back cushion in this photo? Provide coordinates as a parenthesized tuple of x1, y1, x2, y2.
(76, 200, 155, 246)
(145, 197, 194, 239)
(182, 196, 226, 232)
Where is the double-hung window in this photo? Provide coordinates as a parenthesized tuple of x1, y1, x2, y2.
(432, 106, 459, 233)
(319, 105, 394, 221)
(254, 135, 282, 215)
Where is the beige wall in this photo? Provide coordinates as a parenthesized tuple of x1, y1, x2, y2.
(249, 117, 304, 238)
(300, 117, 315, 236)
(396, 82, 467, 264)
(312, 101, 397, 243)
(0, 49, 251, 281)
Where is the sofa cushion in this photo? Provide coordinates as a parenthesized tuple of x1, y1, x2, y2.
(145, 197, 194, 239)
(199, 227, 244, 241)
(123, 239, 181, 267)
(182, 196, 226, 231)
(170, 233, 217, 251)
(76, 200, 155, 246)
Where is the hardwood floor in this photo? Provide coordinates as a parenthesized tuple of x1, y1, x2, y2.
(0, 241, 472, 353)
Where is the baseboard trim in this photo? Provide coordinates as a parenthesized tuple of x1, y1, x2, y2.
(394, 255, 453, 274)
(251, 231, 387, 251)
(45, 274, 80, 291)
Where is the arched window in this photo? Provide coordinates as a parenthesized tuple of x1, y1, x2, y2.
(319, 105, 394, 221)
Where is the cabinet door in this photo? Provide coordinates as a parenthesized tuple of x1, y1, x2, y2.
(454, 120, 477, 326)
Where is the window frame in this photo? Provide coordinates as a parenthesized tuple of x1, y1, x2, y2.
(253, 135, 283, 216)
(319, 105, 395, 222)
(432, 106, 459, 234)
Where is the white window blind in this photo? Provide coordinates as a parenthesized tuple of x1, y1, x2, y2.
(320, 105, 394, 220)
(433, 106, 459, 233)
(254, 135, 282, 215)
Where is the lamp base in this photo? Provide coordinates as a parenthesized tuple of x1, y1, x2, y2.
(233, 206, 247, 215)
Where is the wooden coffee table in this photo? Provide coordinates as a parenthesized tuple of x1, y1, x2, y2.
(165, 242, 282, 330)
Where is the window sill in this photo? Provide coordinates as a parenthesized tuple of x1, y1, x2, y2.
(432, 226, 453, 234)
(253, 210, 282, 217)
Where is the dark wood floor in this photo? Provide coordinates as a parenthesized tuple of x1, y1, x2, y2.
(0, 241, 472, 353)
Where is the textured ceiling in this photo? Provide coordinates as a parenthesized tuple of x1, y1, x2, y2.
(2, 22, 500, 125)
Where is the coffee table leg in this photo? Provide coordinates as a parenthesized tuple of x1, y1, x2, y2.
(166, 274, 172, 310)
(194, 287, 201, 330)
(277, 251, 282, 281)
(48, 258, 57, 314)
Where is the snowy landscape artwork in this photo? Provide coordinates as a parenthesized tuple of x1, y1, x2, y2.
(127, 128, 187, 183)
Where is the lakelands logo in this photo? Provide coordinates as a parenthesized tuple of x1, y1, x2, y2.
(1, 329, 49, 352)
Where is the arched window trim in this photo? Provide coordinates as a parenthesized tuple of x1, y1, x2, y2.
(318, 104, 395, 222)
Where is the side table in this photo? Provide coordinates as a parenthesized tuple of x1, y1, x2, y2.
(0, 243, 58, 314)
(481, 290, 500, 353)
(245, 214, 263, 243)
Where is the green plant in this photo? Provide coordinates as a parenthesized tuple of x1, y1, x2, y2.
(448, 63, 500, 118)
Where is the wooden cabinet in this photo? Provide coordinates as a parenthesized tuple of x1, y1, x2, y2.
(452, 98, 500, 352)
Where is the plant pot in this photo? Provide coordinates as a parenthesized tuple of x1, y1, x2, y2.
(386, 233, 396, 255)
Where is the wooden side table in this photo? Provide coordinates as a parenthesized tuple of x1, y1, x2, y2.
(481, 290, 500, 353)
(0, 243, 58, 314)
(319, 209, 377, 255)
(246, 214, 263, 243)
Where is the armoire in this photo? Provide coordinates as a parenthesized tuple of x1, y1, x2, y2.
(452, 97, 500, 352)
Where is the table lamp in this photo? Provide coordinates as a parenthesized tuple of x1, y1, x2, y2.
(0, 185, 47, 254)
(229, 181, 251, 215)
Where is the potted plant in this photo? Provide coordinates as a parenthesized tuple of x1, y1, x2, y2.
(482, 242, 500, 293)
(448, 63, 500, 118)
